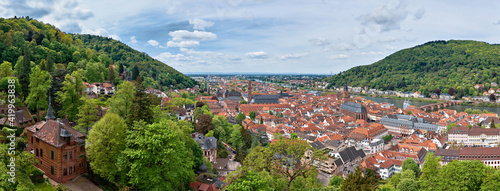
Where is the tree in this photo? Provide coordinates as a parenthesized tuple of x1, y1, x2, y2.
(118, 63, 124, 74)
(269, 110, 274, 115)
(25, 65, 52, 120)
(196, 114, 213, 135)
(341, 166, 378, 191)
(126, 76, 154, 125)
(46, 53, 54, 72)
(108, 65, 115, 84)
(448, 87, 456, 96)
(328, 175, 343, 188)
(249, 111, 256, 120)
(132, 66, 139, 80)
(434, 89, 441, 97)
(490, 121, 496, 129)
(236, 113, 246, 125)
(76, 97, 99, 134)
(19, 45, 32, 98)
(489, 94, 496, 102)
(480, 170, 500, 191)
(225, 170, 273, 191)
(117, 120, 195, 190)
(108, 81, 136, 119)
(264, 136, 326, 190)
(0, 61, 13, 78)
(396, 170, 419, 191)
(438, 160, 493, 191)
(195, 101, 205, 108)
(402, 158, 420, 178)
(419, 152, 441, 191)
(86, 113, 127, 182)
(56, 71, 84, 121)
(382, 134, 393, 142)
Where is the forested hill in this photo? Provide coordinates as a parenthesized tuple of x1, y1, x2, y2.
(326, 40, 500, 97)
(0, 17, 197, 89)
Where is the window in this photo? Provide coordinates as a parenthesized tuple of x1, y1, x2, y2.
(40, 149, 43, 157)
(31, 136, 33, 144)
(80, 146, 84, 152)
(36, 149, 39, 157)
(51, 151, 54, 160)
(63, 168, 67, 176)
(69, 167, 72, 175)
(51, 166, 54, 175)
(69, 151, 72, 160)
(63, 152, 67, 161)
(36, 138, 39, 143)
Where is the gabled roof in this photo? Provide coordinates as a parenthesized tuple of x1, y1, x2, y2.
(26, 120, 85, 148)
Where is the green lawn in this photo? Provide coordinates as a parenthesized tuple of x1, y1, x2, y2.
(34, 182, 56, 191)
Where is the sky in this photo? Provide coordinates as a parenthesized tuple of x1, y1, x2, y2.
(1, 0, 500, 74)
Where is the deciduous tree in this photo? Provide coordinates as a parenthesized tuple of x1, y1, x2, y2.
(108, 81, 135, 119)
(117, 120, 195, 190)
(196, 114, 213, 135)
(87, 113, 127, 183)
(402, 158, 420, 178)
(25, 65, 52, 120)
(0, 61, 13, 78)
(56, 71, 84, 121)
(76, 97, 99, 134)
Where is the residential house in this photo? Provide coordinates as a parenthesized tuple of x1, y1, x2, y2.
(25, 103, 87, 183)
(192, 132, 218, 162)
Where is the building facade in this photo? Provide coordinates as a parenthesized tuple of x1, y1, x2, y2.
(380, 114, 438, 137)
(339, 102, 368, 121)
(192, 132, 218, 162)
(25, 103, 86, 183)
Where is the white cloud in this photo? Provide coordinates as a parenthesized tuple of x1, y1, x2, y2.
(189, 19, 214, 30)
(329, 54, 349, 59)
(169, 30, 217, 41)
(245, 51, 269, 59)
(279, 53, 308, 60)
(353, 51, 384, 56)
(81, 27, 121, 41)
(148, 40, 160, 46)
(130, 36, 138, 44)
(357, 1, 411, 32)
(155, 52, 190, 61)
(309, 38, 330, 46)
(167, 40, 200, 48)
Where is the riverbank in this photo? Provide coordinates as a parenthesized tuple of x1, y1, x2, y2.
(353, 93, 444, 104)
(460, 102, 500, 108)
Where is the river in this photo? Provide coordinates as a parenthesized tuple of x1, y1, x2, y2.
(360, 96, 500, 114)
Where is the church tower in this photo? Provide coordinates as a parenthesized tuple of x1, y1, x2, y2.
(342, 80, 349, 103)
(247, 80, 252, 104)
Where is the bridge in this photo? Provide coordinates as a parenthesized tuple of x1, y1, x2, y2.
(419, 101, 462, 111)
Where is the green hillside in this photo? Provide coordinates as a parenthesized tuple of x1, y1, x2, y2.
(326, 40, 500, 97)
(0, 17, 197, 90)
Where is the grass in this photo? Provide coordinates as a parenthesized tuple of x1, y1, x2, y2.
(34, 182, 56, 191)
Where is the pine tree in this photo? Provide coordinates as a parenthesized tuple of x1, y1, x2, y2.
(46, 53, 54, 72)
(126, 76, 154, 125)
(19, 45, 32, 98)
(108, 65, 115, 84)
(132, 66, 140, 81)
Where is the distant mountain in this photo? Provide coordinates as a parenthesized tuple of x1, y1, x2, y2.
(326, 40, 500, 97)
(0, 17, 197, 89)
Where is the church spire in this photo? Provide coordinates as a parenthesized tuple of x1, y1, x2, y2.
(45, 95, 55, 120)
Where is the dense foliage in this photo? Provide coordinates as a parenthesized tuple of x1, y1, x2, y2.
(327, 40, 500, 98)
(0, 17, 196, 91)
